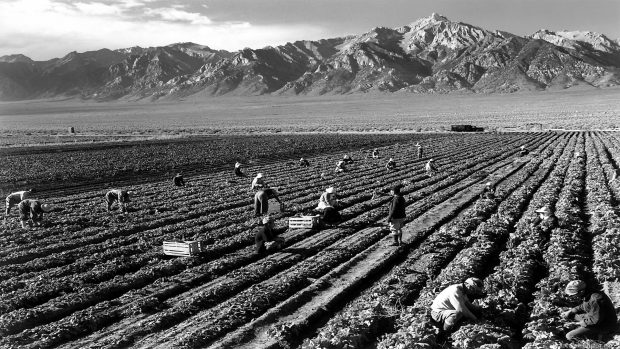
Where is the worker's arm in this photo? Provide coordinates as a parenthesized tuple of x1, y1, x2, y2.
(575, 294, 603, 327)
(449, 289, 478, 321)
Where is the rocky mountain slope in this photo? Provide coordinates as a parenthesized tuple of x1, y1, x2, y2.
(1, 13, 619, 100)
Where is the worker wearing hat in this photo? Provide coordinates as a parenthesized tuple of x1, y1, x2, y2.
(385, 158, 397, 171)
(480, 182, 496, 200)
(254, 216, 283, 255)
(335, 160, 347, 173)
(425, 159, 438, 177)
(251, 173, 267, 190)
(531, 206, 558, 245)
(431, 277, 485, 331)
(173, 173, 185, 187)
(343, 154, 354, 164)
(105, 189, 131, 213)
(416, 143, 423, 159)
(254, 187, 282, 217)
(387, 185, 406, 246)
(5, 188, 35, 218)
(234, 162, 245, 177)
(299, 157, 310, 167)
(519, 145, 529, 157)
(18, 199, 53, 229)
(562, 280, 618, 341)
(317, 187, 341, 225)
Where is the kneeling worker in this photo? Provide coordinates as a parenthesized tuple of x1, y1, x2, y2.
(255, 216, 283, 255)
(254, 187, 282, 217)
(431, 277, 484, 331)
(317, 187, 341, 225)
(173, 173, 185, 187)
(18, 199, 53, 229)
(562, 280, 618, 341)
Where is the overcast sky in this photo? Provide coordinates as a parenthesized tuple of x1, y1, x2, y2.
(1, 0, 619, 60)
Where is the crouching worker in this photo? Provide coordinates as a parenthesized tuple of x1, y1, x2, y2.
(105, 189, 131, 213)
(387, 185, 406, 246)
(386, 158, 397, 171)
(317, 187, 341, 225)
(480, 182, 496, 200)
(254, 188, 282, 217)
(299, 157, 310, 167)
(5, 189, 35, 218)
(234, 162, 245, 177)
(335, 160, 347, 173)
(18, 199, 53, 229)
(562, 280, 618, 341)
(431, 277, 484, 331)
(255, 216, 284, 255)
(173, 173, 185, 187)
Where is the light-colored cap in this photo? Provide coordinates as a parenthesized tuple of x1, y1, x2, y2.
(41, 203, 54, 212)
(535, 206, 552, 214)
(565, 280, 586, 295)
(464, 277, 483, 292)
(326, 187, 335, 194)
(486, 182, 492, 186)
(262, 216, 273, 224)
(256, 173, 263, 178)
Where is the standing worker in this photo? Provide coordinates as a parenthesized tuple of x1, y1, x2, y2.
(251, 173, 267, 190)
(386, 158, 397, 171)
(5, 188, 34, 219)
(254, 216, 284, 255)
(18, 199, 53, 229)
(425, 159, 438, 177)
(317, 187, 342, 225)
(234, 162, 245, 177)
(416, 143, 423, 159)
(173, 173, 185, 187)
(431, 277, 485, 331)
(561, 280, 618, 341)
(387, 185, 406, 246)
(105, 189, 131, 213)
(299, 157, 310, 167)
(254, 187, 282, 217)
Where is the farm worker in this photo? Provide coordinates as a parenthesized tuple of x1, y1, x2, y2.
(480, 182, 496, 200)
(425, 159, 438, 177)
(18, 199, 53, 229)
(335, 160, 347, 173)
(531, 206, 558, 244)
(254, 216, 284, 255)
(431, 277, 485, 331)
(343, 154, 354, 164)
(317, 187, 342, 225)
(561, 280, 618, 341)
(105, 189, 131, 213)
(251, 173, 267, 190)
(372, 149, 379, 159)
(416, 143, 423, 159)
(299, 157, 310, 167)
(387, 185, 406, 246)
(519, 145, 529, 157)
(173, 173, 185, 187)
(609, 169, 619, 185)
(254, 188, 282, 217)
(234, 162, 245, 177)
(5, 188, 34, 217)
(386, 158, 397, 171)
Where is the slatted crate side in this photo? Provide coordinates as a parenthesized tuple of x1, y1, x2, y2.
(288, 215, 320, 229)
(163, 241, 201, 257)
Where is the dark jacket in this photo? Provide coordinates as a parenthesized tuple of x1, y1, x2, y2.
(173, 175, 185, 186)
(532, 215, 558, 238)
(572, 291, 618, 330)
(255, 225, 276, 254)
(387, 195, 406, 221)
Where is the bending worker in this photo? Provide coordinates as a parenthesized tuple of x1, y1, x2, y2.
(425, 159, 438, 177)
(562, 279, 618, 341)
(173, 173, 185, 187)
(335, 160, 347, 173)
(480, 182, 496, 200)
(5, 188, 34, 218)
(299, 157, 310, 167)
(431, 277, 484, 331)
(18, 199, 53, 229)
(105, 189, 131, 213)
(519, 145, 529, 157)
(386, 158, 397, 171)
(416, 143, 423, 159)
(234, 162, 245, 177)
(254, 187, 282, 217)
(343, 154, 354, 164)
(317, 187, 342, 225)
(251, 173, 266, 190)
(372, 149, 379, 159)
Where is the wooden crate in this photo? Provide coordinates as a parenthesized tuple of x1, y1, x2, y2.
(289, 215, 320, 229)
(163, 241, 203, 257)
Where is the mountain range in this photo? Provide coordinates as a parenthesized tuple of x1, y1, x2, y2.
(1, 13, 619, 101)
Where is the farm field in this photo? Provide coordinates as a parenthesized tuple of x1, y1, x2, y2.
(1, 88, 619, 147)
(1, 131, 620, 348)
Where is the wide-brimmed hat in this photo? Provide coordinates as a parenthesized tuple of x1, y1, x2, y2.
(262, 216, 273, 224)
(256, 173, 263, 178)
(41, 203, 54, 212)
(326, 187, 335, 194)
(535, 206, 552, 214)
(565, 280, 586, 295)
(464, 277, 484, 293)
